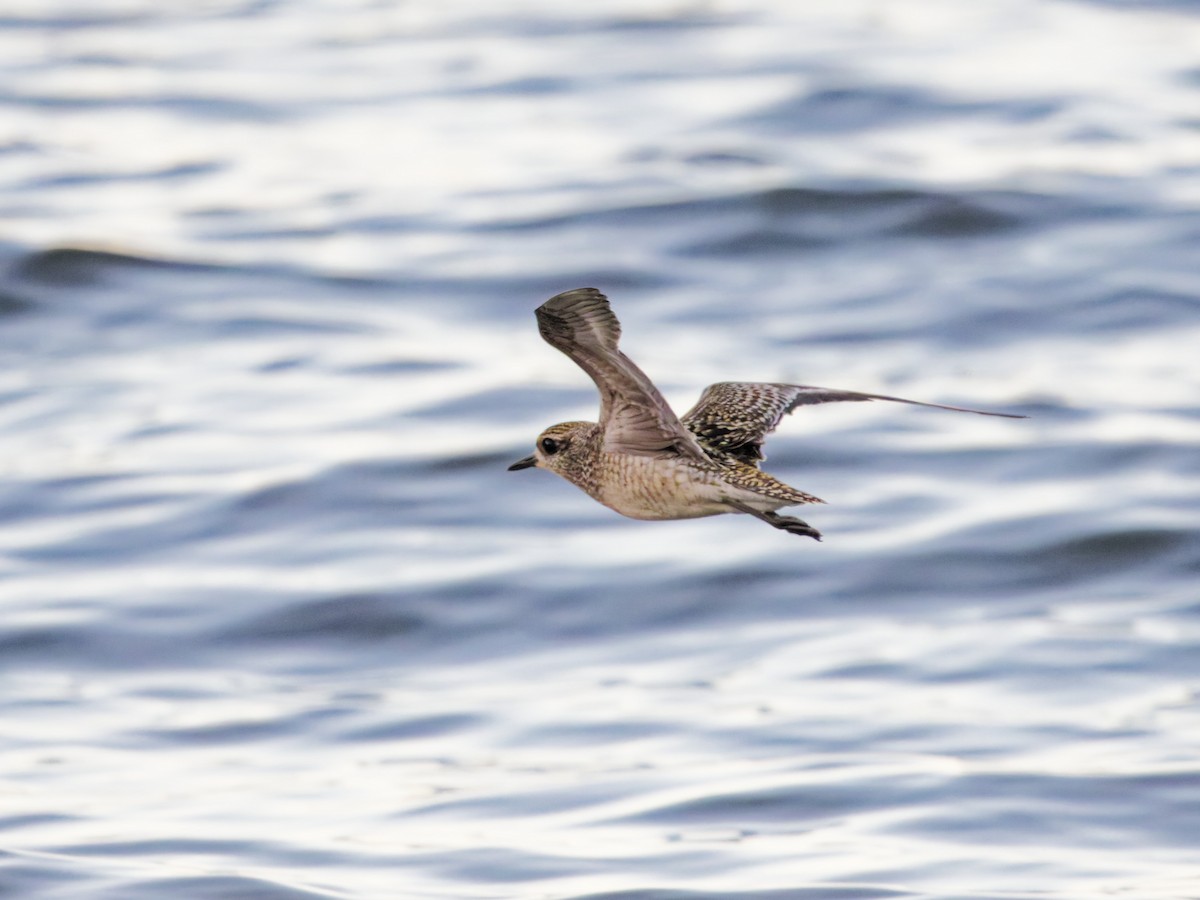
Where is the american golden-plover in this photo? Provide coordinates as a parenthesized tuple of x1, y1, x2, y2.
(509, 288, 1024, 540)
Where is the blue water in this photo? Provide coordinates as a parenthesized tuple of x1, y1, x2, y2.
(2, 2, 1199, 898)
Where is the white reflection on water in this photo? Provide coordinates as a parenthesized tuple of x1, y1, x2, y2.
(0, 1, 1196, 269)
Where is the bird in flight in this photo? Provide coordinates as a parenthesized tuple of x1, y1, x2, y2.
(509, 288, 1024, 540)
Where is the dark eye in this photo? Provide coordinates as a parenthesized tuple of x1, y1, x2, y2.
(539, 437, 560, 455)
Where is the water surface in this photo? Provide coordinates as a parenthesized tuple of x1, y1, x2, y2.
(1, 2, 1199, 898)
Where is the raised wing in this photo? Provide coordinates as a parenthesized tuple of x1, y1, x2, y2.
(682, 382, 1026, 464)
(535, 288, 709, 461)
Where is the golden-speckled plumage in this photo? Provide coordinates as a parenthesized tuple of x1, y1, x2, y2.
(510, 288, 1024, 540)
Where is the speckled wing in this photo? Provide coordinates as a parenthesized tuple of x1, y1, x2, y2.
(535, 289, 709, 462)
(682, 382, 1025, 465)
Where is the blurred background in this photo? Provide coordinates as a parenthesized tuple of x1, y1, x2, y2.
(1, 1, 1199, 898)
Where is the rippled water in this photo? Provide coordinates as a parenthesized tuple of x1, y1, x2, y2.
(2, 2, 1199, 898)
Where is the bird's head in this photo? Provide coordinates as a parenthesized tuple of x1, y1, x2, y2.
(507, 421, 595, 479)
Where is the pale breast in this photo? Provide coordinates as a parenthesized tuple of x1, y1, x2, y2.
(592, 452, 747, 520)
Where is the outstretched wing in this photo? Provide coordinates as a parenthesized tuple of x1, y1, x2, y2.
(535, 288, 709, 461)
(682, 382, 1026, 464)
